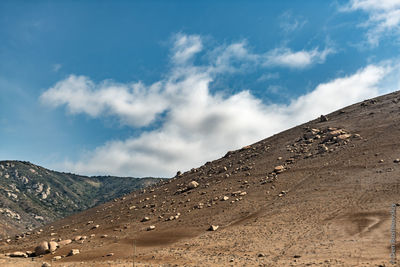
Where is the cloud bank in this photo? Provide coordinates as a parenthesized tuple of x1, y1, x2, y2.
(41, 34, 393, 177)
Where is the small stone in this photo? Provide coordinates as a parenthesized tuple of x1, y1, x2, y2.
(258, 253, 266, 257)
(25, 251, 35, 257)
(221, 196, 229, 201)
(379, 159, 384, 163)
(59, 239, 72, 246)
(67, 249, 80, 256)
(41, 263, 51, 267)
(73, 236, 82, 241)
(53, 256, 62, 260)
(91, 224, 100, 229)
(394, 159, 400, 163)
(337, 134, 351, 141)
(319, 115, 328, 122)
(187, 181, 199, 189)
(106, 253, 114, 256)
(208, 225, 219, 231)
(274, 165, 284, 174)
(100, 234, 108, 238)
(147, 225, 156, 231)
(141, 216, 150, 222)
(9, 251, 27, 258)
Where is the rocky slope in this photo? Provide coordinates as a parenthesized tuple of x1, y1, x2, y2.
(0, 161, 162, 237)
(2, 91, 400, 266)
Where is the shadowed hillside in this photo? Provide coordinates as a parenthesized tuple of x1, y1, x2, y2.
(0, 161, 163, 237)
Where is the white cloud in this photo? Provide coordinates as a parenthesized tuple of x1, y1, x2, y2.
(344, 0, 400, 46)
(41, 34, 392, 177)
(172, 34, 203, 65)
(263, 47, 334, 69)
(41, 76, 168, 127)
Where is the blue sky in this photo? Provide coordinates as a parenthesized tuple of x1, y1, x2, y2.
(1, 0, 400, 177)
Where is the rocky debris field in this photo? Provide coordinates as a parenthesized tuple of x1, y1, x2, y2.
(2, 91, 400, 266)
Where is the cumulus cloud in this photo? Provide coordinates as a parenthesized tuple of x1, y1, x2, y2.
(343, 0, 400, 46)
(41, 34, 393, 177)
(41, 76, 168, 127)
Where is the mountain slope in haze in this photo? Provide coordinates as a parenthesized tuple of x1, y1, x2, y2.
(0, 160, 163, 237)
(2, 91, 400, 266)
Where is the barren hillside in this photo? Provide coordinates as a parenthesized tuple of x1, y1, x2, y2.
(2, 90, 400, 266)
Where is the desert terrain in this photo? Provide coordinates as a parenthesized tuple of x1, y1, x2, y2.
(2, 91, 400, 266)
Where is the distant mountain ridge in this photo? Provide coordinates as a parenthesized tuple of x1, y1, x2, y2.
(0, 160, 163, 237)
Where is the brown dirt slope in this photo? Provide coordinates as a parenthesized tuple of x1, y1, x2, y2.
(2, 90, 400, 266)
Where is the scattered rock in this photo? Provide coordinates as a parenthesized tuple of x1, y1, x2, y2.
(221, 196, 229, 201)
(187, 181, 199, 189)
(67, 249, 80, 256)
(41, 263, 51, 267)
(9, 251, 27, 258)
(147, 225, 156, 231)
(48, 241, 58, 252)
(319, 115, 328, 122)
(394, 159, 400, 163)
(53, 256, 62, 260)
(26, 251, 35, 257)
(274, 165, 284, 174)
(337, 134, 351, 141)
(106, 253, 114, 256)
(141, 216, 150, 222)
(208, 225, 219, 231)
(73, 236, 82, 242)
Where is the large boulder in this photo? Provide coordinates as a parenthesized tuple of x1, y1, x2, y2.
(34, 241, 49, 256)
